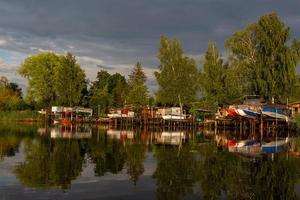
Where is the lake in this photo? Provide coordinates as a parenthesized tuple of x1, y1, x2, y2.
(1, 123, 300, 200)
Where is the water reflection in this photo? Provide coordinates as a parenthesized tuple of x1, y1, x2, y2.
(15, 137, 84, 189)
(50, 125, 92, 139)
(0, 123, 300, 199)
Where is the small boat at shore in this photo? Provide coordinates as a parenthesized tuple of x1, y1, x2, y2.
(162, 115, 185, 120)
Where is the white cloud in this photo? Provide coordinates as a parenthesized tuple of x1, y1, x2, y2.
(0, 39, 7, 46)
(77, 56, 105, 66)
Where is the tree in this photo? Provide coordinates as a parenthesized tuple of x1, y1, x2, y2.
(89, 85, 113, 115)
(15, 137, 84, 189)
(0, 77, 24, 110)
(201, 42, 226, 105)
(88, 70, 127, 115)
(109, 73, 127, 108)
(18, 52, 87, 108)
(155, 36, 199, 109)
(226, 12, 300, 102)
(125, 141, 147, 185)
(55, 53, 86, 106)
(18, 52, 60, 108)
(126, 62, 148, 108)
(200, 41, 242, 107)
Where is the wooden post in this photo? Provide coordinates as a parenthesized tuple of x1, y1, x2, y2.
(260, 115, 263, 142)
(214, 118, 217, 135)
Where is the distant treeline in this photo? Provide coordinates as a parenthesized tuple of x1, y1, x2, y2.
(2, 12, 300, 114)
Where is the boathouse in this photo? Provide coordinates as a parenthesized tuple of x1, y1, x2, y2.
(290, 101, 300, 117)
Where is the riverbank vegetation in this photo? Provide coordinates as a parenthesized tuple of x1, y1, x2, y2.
(1, 12, 300, 117)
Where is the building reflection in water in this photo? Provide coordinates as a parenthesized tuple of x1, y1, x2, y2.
(50, 125, 92, 139)
(1, 123, 300, 199)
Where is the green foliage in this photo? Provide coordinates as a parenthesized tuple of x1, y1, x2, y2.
(200, 41, 243, 107)
(153, 145, 198, 200)
(155, 36, 199, 107)
(0, 111, 43, 121)
(226, 12, 300, 102)
(88, 70, 127, 115)
(109, 73, 128, 107)
(18, 52, 60, 108)
(0, 77, 26, 111)
(89, 85, 113, 114)
(294, 113, 300, 130)
(15, 137, 84, 189)
(55, 53, 86, 106)
(126, 62, 149, 108)
(125, 141, 147, 185)
(18, 52, 87, 108)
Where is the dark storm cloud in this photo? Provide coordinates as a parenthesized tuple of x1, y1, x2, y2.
(0, 0, 300, 92)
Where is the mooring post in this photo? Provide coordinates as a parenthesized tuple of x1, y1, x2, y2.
(214, 117, 218, 135)
(260, 115, 263, 142)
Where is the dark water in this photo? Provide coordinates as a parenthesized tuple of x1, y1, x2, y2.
(1, 123, 300, 200)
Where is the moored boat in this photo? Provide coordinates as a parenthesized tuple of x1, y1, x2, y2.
(261, 104, 290, 121)
(236, 108, 260, 119)
(162, 115, 185, 120)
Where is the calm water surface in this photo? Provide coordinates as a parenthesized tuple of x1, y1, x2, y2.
(1, 123, 300, 200)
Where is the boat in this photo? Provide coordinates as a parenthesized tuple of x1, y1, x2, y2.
(227, 103, 260, 119)
(261, 138, 290, 154)
(235, 108, 260, 119)
(227, 106, 238, 117)
(236, 139, 258, 148)
(162, 115, 185, 120)
(262, 104, 290, 121)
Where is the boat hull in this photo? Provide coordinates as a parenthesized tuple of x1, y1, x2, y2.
(236, 109, 259, 119)
(162, 115, 185, 120)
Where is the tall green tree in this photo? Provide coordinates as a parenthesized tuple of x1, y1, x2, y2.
(201, 42, 226, 105)
(201, 41, 242, 107)
(126, 62, 148, 107)
(18, 52, 87, 108)
(55, 53, 86, 106)
(155, 36, 199, 108)
(18, 52, 60, 108)
(88, 70, 127, 115)
(226, 12, 300, 102)
(109, 73, 127, 107)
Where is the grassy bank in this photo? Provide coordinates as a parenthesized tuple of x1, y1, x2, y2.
(0, 111, 44, 122)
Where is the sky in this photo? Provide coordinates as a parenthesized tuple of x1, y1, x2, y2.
(0, 0, 300, 94)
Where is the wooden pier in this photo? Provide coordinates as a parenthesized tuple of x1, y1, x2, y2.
(213, 116, 291, 139)
(108, 117, 199, 131)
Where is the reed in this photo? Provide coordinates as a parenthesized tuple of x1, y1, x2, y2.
(0, 110, 44, 122)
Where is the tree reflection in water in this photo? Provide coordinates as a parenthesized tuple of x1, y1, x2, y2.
(1, 124, 300, 199)
(15, 136, 84, 189)
(153, 144, 198, 200)
(125, 131, 147, 185)
(197, 142, 300, 200)
(0, 123, 39, 160)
